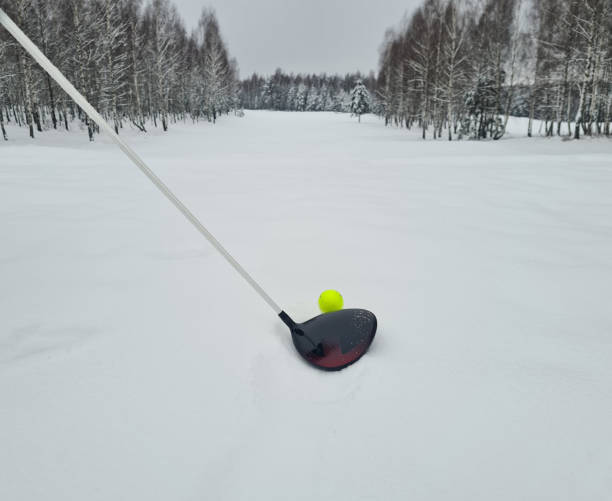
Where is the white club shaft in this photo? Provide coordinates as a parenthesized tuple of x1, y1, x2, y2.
(0, 8, 283, 315)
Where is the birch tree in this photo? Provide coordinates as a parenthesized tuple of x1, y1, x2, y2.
(376, 0, 611, 140)
(200, 10, 230, 123)
(142, 0, 179, 131)
(441, 0, 469, 140)
(0, 31, 9, 140)
(97, 0, 129, 134)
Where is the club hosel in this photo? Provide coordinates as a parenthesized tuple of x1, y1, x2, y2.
(279, 311, 296, 330)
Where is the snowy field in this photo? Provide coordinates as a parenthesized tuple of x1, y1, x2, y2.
(1, 111, 612, 501)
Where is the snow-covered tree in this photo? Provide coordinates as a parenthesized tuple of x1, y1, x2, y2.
(0, 32, 9, 140)
(295, 83, 307, 111)
(376, 0, 611, 140)
(350, 79, 371, 122)
(200, 9, 231, 123)
(286, 84, 297, 111)
(7, 0, 39, 139)
(97, 0, 129, 134)
(142, 0, 180, 132)
(122, 0, 147, 132)
(306, 87, 321, 111)
(237, 72, 376, 113)
(0, 0, 239, 141)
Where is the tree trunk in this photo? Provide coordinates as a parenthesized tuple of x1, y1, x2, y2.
(0, 107, 7, 141)
(605, 93, 611, 136)
(528, 85, 535, 138)
(36, 2, 57, 130)
(34, 107, 42, 132)
(130, 21, 146, 132)
(19, 53, 35, 139)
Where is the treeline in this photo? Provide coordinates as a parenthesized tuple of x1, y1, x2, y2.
(239, 70, 376, 112)
(377, 0, 612, 140)
(0, 0, 239, 141)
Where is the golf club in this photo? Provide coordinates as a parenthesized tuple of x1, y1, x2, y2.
(0, 8, 377, 371)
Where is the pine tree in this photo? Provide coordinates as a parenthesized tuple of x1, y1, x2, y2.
(295, 83, 307, 111)
(350, 79, 370, 122)
(286, 85, 297, 111)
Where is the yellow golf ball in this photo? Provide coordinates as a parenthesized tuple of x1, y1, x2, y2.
(319, 290, 344, 313)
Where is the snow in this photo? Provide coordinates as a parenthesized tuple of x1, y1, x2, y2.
(1, 112, 612, 500)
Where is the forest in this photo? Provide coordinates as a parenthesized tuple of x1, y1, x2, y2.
(376, 0, 611, 140)
(233, 0, 611, 140)
(239, 70, 376, 113)
(1, 0, 610, 142)
(0, 0, 238, 141)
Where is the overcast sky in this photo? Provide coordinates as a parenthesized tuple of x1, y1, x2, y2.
(173, 0, 422, 77)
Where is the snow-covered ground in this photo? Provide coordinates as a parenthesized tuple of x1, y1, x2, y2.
(1, 112, 611, 501)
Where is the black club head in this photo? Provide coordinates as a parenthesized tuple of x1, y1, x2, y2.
(279, 309, 377, 371)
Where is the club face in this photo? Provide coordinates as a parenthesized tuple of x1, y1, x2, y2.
(291, 309, 377, 371)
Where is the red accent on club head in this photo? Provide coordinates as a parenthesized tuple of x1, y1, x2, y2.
(291, 309, 377, 371)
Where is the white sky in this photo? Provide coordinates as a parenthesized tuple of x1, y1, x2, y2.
(172, 0, 422, 77)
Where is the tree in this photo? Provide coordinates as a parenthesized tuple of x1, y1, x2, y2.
(350, 79, 371, 122)
(142, 0, 179, 132)
(199, 9, 231, 123)
(439, 0, 469, 140)
(61, 0, 106, 140)
(0, 30, 9, 140)
(97, 0, 129, 134)
(8, 0, 38, 139)
(122, 0, 147, 132)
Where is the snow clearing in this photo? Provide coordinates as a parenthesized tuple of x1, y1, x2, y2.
(1, 111, 612, 500)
